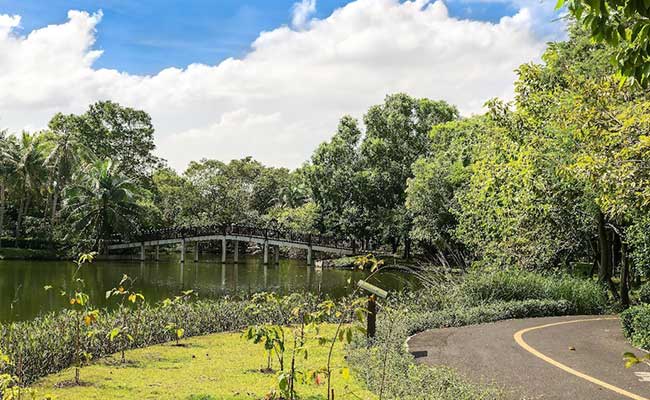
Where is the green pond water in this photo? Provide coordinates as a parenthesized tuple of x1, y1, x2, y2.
(0, 255, 418, 322)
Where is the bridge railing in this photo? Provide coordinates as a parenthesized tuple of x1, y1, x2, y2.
(117, 224, 356, 250)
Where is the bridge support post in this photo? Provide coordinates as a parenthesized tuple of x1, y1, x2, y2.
(307, 246, 312, 266)
(140, 243, 145, 261)
(274, 245, 280, 264)
(155, 245, 160, 261)
(180, 239, 185, 263)
(263, 241, 269, 265)
(221, 238, 227, 263)
(234, 240, 239, 263)
(194, 243, 199, 263)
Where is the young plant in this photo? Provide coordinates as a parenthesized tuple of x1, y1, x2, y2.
(276, 298, 332, 400)
(105, 274, 146, 363)
(245, 293, 289, 372)
(325, 253, 385, 400)
(45, 252, 100, 385)
(243, 324, 284, 372)
(162, 290, 195, 346)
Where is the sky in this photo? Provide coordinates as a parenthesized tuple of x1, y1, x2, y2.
(0, 0, 566, 170)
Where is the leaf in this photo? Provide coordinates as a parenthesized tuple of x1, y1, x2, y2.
(109, 327, 120, 341)
(341, 367, 350, 380)
(176, 328, 185, 339)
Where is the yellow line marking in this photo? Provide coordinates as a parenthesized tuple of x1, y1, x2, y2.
(514, 317, 649, 400)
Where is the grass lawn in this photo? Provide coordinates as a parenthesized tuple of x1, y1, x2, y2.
(32, 325, 376, 400)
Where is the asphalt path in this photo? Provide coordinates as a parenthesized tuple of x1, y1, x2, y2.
(407, 315, 650, 400)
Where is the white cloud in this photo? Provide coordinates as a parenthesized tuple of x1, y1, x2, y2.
(0, 0, 551, 170)
(292, 0, 318, 29)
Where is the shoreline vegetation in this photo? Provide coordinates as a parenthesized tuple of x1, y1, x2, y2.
(0, 267, 609, 400)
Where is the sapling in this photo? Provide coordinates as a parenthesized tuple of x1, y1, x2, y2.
(44, 253, 99, 386)
(105, 274, 145, 363)
(324, 254, 385, 400)
(162, 290, 195, 346)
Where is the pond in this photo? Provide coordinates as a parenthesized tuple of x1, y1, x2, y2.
(0, 255, 419, 322)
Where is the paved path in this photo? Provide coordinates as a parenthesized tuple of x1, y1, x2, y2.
(407, 316, 650, 400)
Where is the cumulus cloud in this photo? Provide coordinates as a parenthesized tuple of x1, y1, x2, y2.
(0, 0, 550, 170)
(292, 0, 318, 29)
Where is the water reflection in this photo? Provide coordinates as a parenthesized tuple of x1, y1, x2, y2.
(0, 256, 418, 322)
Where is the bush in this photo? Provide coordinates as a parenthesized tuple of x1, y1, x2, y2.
(0, 293, 333, 385)
(404, 299, 574, 336)
(639, 283, 650, 304)
(457, 269, 606, 314)
(620, 305, 650, 350)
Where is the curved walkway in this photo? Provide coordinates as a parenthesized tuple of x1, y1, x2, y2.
(407, 315, 650, 400)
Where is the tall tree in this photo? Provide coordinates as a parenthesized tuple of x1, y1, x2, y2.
(44, 114, 90, 223)
(55, 101, 161, 185)
(63, 159, 141, 250)
(3, 132, 47, 241)
(0, 131, 16, 246)
(361, 93, 459, 257)
(306, 116, 370, 242)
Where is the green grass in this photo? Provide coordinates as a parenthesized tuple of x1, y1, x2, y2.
(0, 247, 57, 260)
(32, 325, 375, 400)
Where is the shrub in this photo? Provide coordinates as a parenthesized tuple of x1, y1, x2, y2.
(638, 283, 650, 304)
(0, 293, 332, 385)
(620, 305, 650, 350)
(457, 269, 606, 314)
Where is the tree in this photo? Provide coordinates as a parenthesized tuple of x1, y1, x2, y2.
(63, 159, 141, 250)
(182, 157, 264, 225)
(55, 101, 161, 185)
(406, 117, 485, 267)
(44, 114, 91, 224)
(305, 116, 371, 242)
(0, 131, 15, 244)
(360, 93, 459, 257)
(560, 0, 650, 86)
(2, 132, 47, 241)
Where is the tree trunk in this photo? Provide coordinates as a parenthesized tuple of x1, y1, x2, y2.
(15, 197, 25, 244)
(597, 211, 617, 298)
(51, 191, 59, 223)
(620, 242, 630, 308)
(404, 237, 412, 260)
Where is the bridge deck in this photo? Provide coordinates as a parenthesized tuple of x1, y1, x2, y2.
(106, 224, 356, 259)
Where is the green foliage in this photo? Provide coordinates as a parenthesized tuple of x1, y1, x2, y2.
(105, 274, 145, 363)
(639, 283, 650, 304)
(456, 270, 607, 314)
(559, 0, 650, 86)
(620, 304, 650, 350)
(63, 159, 141, 249)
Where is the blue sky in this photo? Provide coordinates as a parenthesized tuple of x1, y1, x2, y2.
(0, 0, 553, 168)
(0, 0, 518, 75)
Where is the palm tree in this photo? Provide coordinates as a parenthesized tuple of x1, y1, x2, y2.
(0, 131, 18, 246)
(2, 132, 47, 241)
(64, 159, 141, 251)
(43, 120, 90, 224)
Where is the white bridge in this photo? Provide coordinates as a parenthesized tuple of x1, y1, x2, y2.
(106, 224, 356, 264)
